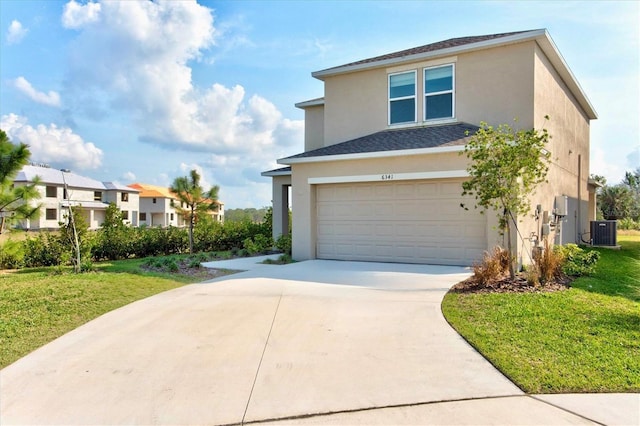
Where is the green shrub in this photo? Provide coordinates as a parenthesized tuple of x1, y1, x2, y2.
(165, 259, 179, 272)
(243, 237, 259, 255)
(275, 233, 292, 255)
(22, 232, 66, 267)
(555, 243, 600, 276)
(130, 226, 188, 258)
(618, 218, 640, 230)
(0, 239, 25, 269)
(80, 260, 95, 273)
(194, 219, 271, 253)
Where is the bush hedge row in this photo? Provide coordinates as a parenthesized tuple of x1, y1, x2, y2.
(0, 218, 274, 269)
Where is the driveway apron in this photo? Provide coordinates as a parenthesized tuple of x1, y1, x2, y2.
(1, 260, 522, 425)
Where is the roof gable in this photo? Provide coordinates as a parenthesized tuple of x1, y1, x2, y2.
(14, 165, 106, 190)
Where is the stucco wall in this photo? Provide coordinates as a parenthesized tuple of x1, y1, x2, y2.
(323, 67, 388, 146)
(456, 42, 535, 129)
(320, 42, 537, 148)
(304, 105, 325, 152)
(514, 43, 593, 254)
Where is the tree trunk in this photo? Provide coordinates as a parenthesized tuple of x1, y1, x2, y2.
(506, 212, 516, 279)
(189, 208, 195, 254)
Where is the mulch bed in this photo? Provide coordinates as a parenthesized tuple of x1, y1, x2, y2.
(141, 261, 237, 281)
(450, 274, 573, 294)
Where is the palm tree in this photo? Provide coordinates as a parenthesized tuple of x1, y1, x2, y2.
(0, 130, 41, 233)
(170, 169, 220, 254)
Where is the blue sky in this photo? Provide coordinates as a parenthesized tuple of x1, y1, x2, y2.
(1, 1, 638, 208)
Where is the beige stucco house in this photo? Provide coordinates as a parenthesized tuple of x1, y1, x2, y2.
(263, 29, 599, 266)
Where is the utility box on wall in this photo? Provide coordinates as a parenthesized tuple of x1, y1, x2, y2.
(591, 220, 617, 246)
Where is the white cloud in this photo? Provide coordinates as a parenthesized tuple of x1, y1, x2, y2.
(6, 20, 27, 44)
(13, 77, 61, 107)
(62, 0, 101, 29)
(0, 113, 103, 170)
(121, 171, 136, 182)
(62, 0, 303, 156)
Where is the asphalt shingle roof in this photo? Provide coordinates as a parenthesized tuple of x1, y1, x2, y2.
(261, 166, 292, 176)
(317, 30, 534, 74)
(283, 123, 479, 161)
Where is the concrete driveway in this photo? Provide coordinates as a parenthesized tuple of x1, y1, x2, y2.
(1, 259, 636, 425)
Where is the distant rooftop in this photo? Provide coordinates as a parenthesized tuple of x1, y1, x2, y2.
(14, 165, 137, 191)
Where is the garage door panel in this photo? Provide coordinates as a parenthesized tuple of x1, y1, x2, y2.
(416, 182, 438, 196)
(375, 185, 395, 199)
(316, 180, 486, 265)
(355, 186, 375, 199)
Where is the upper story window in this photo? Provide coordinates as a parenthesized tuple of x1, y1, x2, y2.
(121, 192, 129, 202)
(388, 71, 416, 125)
(424, 64, 454, 120)
(94, 191, 102, 201)
(46, 186, 57, 198)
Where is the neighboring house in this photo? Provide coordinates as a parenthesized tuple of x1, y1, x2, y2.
(127, 183, 224, 227)
(13, 165, 140, 230)
(263, 29, 599, 266)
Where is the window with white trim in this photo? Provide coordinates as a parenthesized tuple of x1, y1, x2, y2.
(388, 71, 416, 125)
(424, 64, 454, 120)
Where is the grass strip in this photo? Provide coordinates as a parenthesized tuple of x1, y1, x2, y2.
(442, 235, 640, 393)
(0, 260, 199, 369)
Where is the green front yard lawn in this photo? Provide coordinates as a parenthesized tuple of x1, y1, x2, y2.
(0, 258, 221, 369)
(442, 234, 640, 393)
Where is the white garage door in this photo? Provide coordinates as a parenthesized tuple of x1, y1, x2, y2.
(316, 179, 486, 265)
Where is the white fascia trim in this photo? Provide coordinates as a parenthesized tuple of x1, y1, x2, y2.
(312, 29, 546, 79)
(279, 145, 465, 165)
(295, 98, 325, 109)
(261, 170, 292, 177)
(308, 170, 469, 185)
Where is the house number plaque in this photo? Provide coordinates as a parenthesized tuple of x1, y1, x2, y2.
(381, 174, 394, 180)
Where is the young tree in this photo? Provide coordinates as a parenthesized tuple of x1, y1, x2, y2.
(461, 119, 551, 279)
(170, 169, 220, 254)
(599, 184, 634, 220)
(59, 206, 90, 272)
(0, 130, 41, 233)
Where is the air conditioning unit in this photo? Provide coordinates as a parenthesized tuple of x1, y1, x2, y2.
(591, 220, 617, 246)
